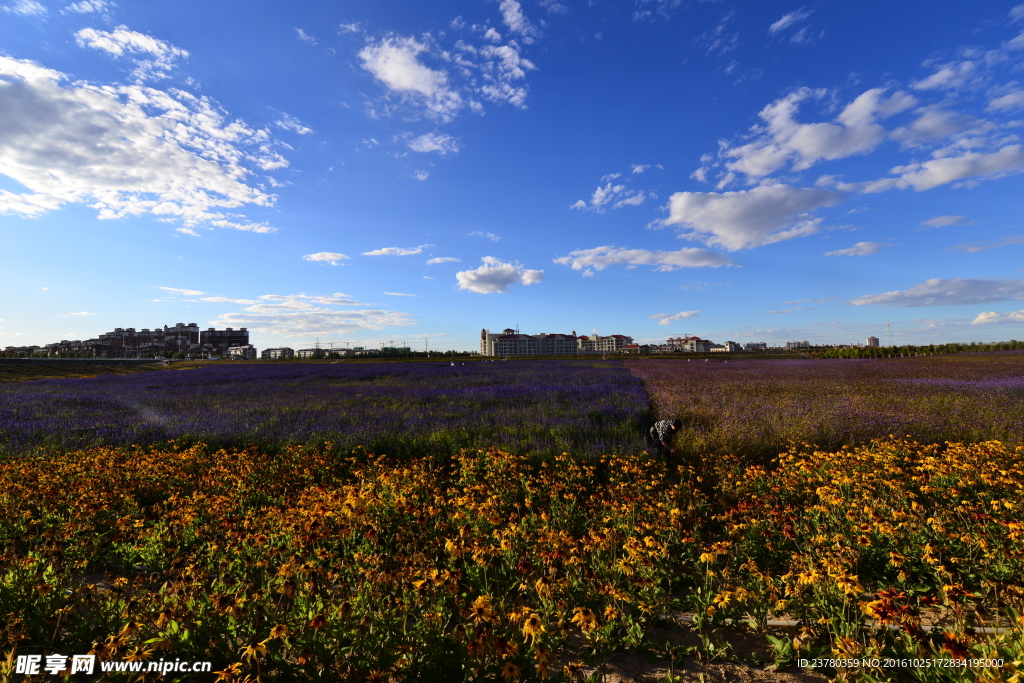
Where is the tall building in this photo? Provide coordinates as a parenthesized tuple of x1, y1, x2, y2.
(867, 336, 880, 347)
(200, 327, 249, 347)
(479, 328, 633, 356)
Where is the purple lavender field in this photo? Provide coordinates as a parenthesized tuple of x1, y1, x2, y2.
(626, 350, 1024, 458)
(0, 360, 650, 459)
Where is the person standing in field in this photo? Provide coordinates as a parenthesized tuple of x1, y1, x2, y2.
(649, 418, 682, 460)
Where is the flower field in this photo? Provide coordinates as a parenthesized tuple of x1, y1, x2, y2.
(2, 438, 1022, 682)
(626, 352, 1024, 460)
(1, 354, 1023, 682)
(0, 361, 649, 460)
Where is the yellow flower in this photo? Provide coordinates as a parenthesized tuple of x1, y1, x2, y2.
(500, 661, 522, 682)
(522, 613, 545, 643)
(570, 606, 598, 633)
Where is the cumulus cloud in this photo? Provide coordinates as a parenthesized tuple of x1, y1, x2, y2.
(988, 90, 1024, 111)
(359, 35, 462, 121)
(661, 184, 843, 251)
(571, 179, 649, 212)
(0, 56, 278, 231)
(3, 0, 45, 15)
(408, 132, 459, 154)
(470, 231, 501, 241)
(498, 0, 537, 42)
(890, 107, 976, 146)
(303, 252, 350, 266)
(363, 244, 433, 256)
(851, 278, 1024, 307)
(972, 310, 1024, 324)
(836, 145, 1024, 193)
(455, 256, 543, 293)
(825, 241, 882, 257)
(920, 215, 969, 229)
(427, 257, 460, 264)
(712, 88, 916, 182)
(553, 246, 733, 273)
(75, 26, 189, 81)
(650, 311, 700, 326)
(211, 293, 413, 337)
(157, 286, 204, 296)
(912, 60, 981, 91)
(275, 113, 312, 135)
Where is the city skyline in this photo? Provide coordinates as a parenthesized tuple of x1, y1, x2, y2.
(3, 2, 1024, 351)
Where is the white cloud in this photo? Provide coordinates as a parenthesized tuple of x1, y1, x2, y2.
(176, 227, 201, 236)
(303, 252, 350, 266)
(715, 88, 916, 182)
(363, 244, 433, 256)
(825, 241, 882, 257)
(912, 60, 980, 91)
(455, 256, 543, 293)
(972, 309, 1024, 324)
(212, 293, 413, 337)
(839, 145, 1024, 193)
(890, 107, 976, 145)
(469, 231, 501, 241)
(851, 278, 1024, 307)
(989, 90, 1024, 111)
(946, 235, 1024, 253)
(66, 311, 96, 316)
(2, 0, 45, 15)
(498, 0, 537, 42)
(650, 311, 700, 326)
(408, 132, 460, 154)
(0, 56, 278, 232)
(359, 35, 463, 122)
(294, 28, 318, 45)
(920, 215, 969, 229)
(64, 0, 113, 13)
(197, 296, 258, 304)
(157, 286, 204, 296)
(338, 22, 361, 34)
(384, 292, 420, 296)
(661, 184, 843, 251)
(571, 181, 647, 212)
(554, 246, 733, 273)
(75, 26, 189, 81)
(483, 28, 502, 43)
(694, 9, 739, 56)
(427, 257, 460, 264)
(275, 113, 312, 135)
(768, 8, 812, 35)
(412, 170, 430, 181)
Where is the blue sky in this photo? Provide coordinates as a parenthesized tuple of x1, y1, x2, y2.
(2, 0, 1024, 351)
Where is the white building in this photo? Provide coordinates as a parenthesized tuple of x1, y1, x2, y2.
(228, 345, 257, 360)
(479, 328, 633, 356)
(867, 336, 880, 347)
(261, 347, 294, 359)
(666, 336, 715, 353)
(743, 342, 768, 351)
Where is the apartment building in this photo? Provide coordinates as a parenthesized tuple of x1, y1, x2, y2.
(261, 347, 295, 359)
(666, 336, 715, 353)
(479, 328, 634, 356)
